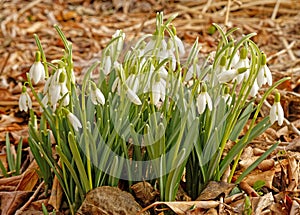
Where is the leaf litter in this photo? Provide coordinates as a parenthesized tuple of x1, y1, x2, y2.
(0, 0, 300, 214)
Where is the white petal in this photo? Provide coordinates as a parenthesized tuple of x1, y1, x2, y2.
(103, 56, 112, 75)
(96, 88, 105, 105)
(257, 67, 264, 87)
(197, 93, 206, 114)
(218, 69, 237, 83)
(205, 92, 213, 111)
(249, 80, 259, 97)
(67, 113, 82, 131)
(152, 82, 160, 105)
(269, 104, 277, 124)
(18, 94, 27, 112)
(276, 102, 284, 126)
(174, 36, 185, 56)
(264, 65, 272, 86)
(127, 88, 142, 105)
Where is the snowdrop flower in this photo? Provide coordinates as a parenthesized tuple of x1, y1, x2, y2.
(126, 86, 142, 105)
(249, 79, 259, 97)
(185, 63, 200, 81)
(257, 53, 272, 87)
(67, 111, 82, 132)
(29, 51, 45, 84)
(171, 25, 185, 56)
(270, 90, 284, 126)
(218, 67, 247, 83)
(234, 47, 250, 84)
(103, 52, 112, 75)
(40, 94, 49, 112)
(196, 84, 212, 114)
(222, 86, 232, 105)
(111, 30, 125, 57)
(90, 82, 105, 105)
(19, 86, 32, 112)
(151, 72, 166, 106)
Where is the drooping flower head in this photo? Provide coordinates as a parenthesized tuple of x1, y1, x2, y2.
(270, 90, 284, 126)
(257, 52, 272, 87)
(19, 86, 32, 112)
(29, 51, 45, 85)
(196, 83, 212, 114)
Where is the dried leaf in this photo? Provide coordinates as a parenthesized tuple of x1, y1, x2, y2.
(48, 175, 63, 210)
(0, 191, 32, 215)
(196, 181, 235, 201)
(139, 200, 219, 215)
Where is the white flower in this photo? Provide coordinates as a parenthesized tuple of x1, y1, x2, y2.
(151, 74, 166, 106)
(126, 87, 142, 105)
(270, 91, 284, 126)
(103, 55, 112, 75)
(185, 64, 201, 81)
(29, 61, 45, 84)
(257, 64, 272, 87)
(91, 85, 105, 105)
(174, 36, 185, 56)
(249, 80, 259, 97)
(270, 102, 284, 126)
(222, 94, 232, 105)
(196, 91, 212, 114)
(40, 94, 49, 112)
(218, 69, 238, 83)
(19, 89, 32, 112)
(67, 112, 82, 132)
(234, 58, 250, 84)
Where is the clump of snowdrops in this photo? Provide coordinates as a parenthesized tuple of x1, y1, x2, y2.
(19, 12, 288, 213)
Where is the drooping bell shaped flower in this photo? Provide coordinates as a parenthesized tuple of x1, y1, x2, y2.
(270, 90, 284, 126)
(29, 51, 45, 84)
(257, 53, 272, 87)
(196, 83, 212, 114)
(19, 86, 32, 112)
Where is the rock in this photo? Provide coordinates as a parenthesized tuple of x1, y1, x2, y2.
(76, 186, 149, 215)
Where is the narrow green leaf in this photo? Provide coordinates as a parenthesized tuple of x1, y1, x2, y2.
(5, 133, 15, 172)
(67, 132, 90, 193)
(15, 137, 23, 175)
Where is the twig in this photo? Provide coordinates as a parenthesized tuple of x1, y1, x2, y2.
(225, 0, 231, 26)
(267, 41, 295, 61)
(271, 0, 281, 20)
(15, 181, 45, 215)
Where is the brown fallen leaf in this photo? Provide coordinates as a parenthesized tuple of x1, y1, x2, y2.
(138, 200, 220, 215)
(0, 190, 32, 215)
(16, 160, 39, 191)
(239, 181, 259, 197)
(196, 181, 235, 201)
(252, 192, 274, 214)
(287, 156, 299, 191)
(48, 175, 63, 211)
(243, 169, 275, 189)
(131, 181, 159, 206)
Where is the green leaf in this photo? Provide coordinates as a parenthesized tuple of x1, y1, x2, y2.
(67, 132, 90, 193)
(219, 117, 271, 176)
(229, 102, 254, 141)
(5, 133, 15, 172)
(15, 137, 23, 175)
(253, 180, 266, 191)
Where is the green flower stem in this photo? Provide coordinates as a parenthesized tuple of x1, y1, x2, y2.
(80, 61, 100, 191)
(33, 34, 49, 78)
(227, 76, 290, 182)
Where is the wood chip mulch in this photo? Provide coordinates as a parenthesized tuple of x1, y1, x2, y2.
(0, 0, 299, 214)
